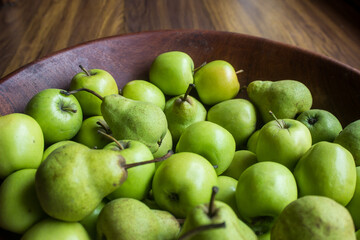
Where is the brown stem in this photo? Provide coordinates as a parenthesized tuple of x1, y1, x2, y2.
(193, 61, 207, 72)
(96, 120, 111, 134)
(178, 222, 226, 240)
(60, 88, 103, 101)
(235, 69, 244, 74)
(124, 150, 173, 169)
(208, 186, 219, 218)
(97, 130, 124, 150)
(79, 65, 91, 76)
(268, 111, 287, 129)
(181, 83, 195, 102)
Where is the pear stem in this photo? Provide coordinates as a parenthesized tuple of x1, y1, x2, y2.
(96, 120, 111, 134)
(178, 222, 226, 240)
(181, 83, 195, 102)
(193, 61, 207, 73)
(60, 88, 103, 101)
(124, 150, 173, 169)
(208, 186, 219, 218)
(268, 111, 287, 129)
(96, 130, 124, 150)
(79, 65, 91, 76)
(235, 69, 244, 75)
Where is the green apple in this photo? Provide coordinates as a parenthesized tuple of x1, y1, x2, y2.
(22, 218, 90, 240)
(80, 201, 106, 239)
(297, 109, 343, 144)
(70, 66, 118, 116)
(346, 166, 360, 230)
(235, 161, 298, 234)
(25, 88, 83, 145)
(149, 51, 194, 96)
(357, 229, 360, 240)
(222, 150, 257, 180)
(247, 129, 260, 153)
(334, 119, 360, 166)
(42, 140, 76, 161)
(176, 121, 236, 175)
(72, 116, 112, 149)
(215, 176, 240, 216)
(207, 98, 257, 149)
(121, 80, 166, 110)
(0, 113, 44, 178)
(294, 141, 356, 206)
(0, 169, 46, 234)
(194, 60, 240, 105)
(152, 129, 173, 169)
(104, 139, 155, 200)
(256, 116, 312, 170)
(152, 152, 218, 218)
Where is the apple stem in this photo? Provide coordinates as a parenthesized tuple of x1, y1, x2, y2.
(178, 222, 226, 240)
(97, 130, 125, 150)
(96, 120, 112, 134)
(235, 69, 244, 75)
(61, 107, 77, 113)
(79, 65, 91, 76)
(269, 110, 287, 129)
(181, 83, 195, 102)
(61, 88, 103, 101)
(193, 61, 207, 73)
(208, 186, 219, 218)
(124, 150, 173, 169)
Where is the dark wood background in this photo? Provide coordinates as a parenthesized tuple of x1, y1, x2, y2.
(0, 0, 360, 79)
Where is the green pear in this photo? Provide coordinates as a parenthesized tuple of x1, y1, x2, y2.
(79, 201, 106, 239)
(247, 80, 312, 123)
(152, 209, 181, 240)
(164, 84, 207, 143)
(42, 140, 76, 162)
(215, 176, 240, 216)
(207, 98, 257, 149)
(35, 142, 128, 222)
(271, 196, 356, 240)
(334, 119, 360, 166)
(346, 166, 360, 230)
(357, 229, 360, 240)
(0, 169, 46, 234)
(179, 187, 257, 240)
(97, 198, 163, 240)
(22, 218, 90, 240)
(101, 94, 168, 153)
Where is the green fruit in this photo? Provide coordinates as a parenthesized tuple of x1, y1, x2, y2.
(149, 51, 194, 96)
(0, 113, 44, 178)
(346, 167, 360, 230)
(294, 141, 356, 206)
(271, 196, 356, 240)
(247, 129, 260, 153)
(221, 150, 257, 180)
(79, 201, 106, 239)
(207, 99, 257, 149)
(122, 80, 166, 110)
(194, 60, 240, 105)
(247, 80, 312, 123)
(215, 176, 240, 216)
(42, 140, 76, 162)
(153, 129, 173, 169)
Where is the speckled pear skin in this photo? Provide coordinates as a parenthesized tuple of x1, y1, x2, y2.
(247, 80, 312, 123)
(271, 196, 356, 240)
(35, 142, 127, 222)
(101, 94, 168, 153)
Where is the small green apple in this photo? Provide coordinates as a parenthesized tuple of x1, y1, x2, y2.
(25, 88, 83, 145)
(334, 119, 360, 166)
(152, 129, 173, 169)
(194, 60, 240, 105)
(80, 201, 106, 239)
(256, 115, 312, 170)
(207, 98, 257, 149)
(222, 150, 257, 180)
(0, 113, 44, 178)
(176, 121, 236, 175)
(0, 169, 46, 234)
(104, 139, 155, 200)
(297, 109, 342, 144)
(70, 65, 118, 116)
(215, 176, 240, 216)
(72, 116, 112, 149)
(235, 162, 298, 234)
(247, 129, 260, 153)
(22, 218, 90, 240)
(149, 51, 194, 96)
(42, 140, 76, 162)
(152, 152, 218, 218)
(346, 166, 360, 230)
(294, 141, 356, 206)
(121, 80, 166, 110)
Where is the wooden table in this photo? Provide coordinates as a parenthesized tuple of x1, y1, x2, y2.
(0, 0, 360, 79)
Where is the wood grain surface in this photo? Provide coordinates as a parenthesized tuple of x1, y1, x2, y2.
(0, 0, 360, 79)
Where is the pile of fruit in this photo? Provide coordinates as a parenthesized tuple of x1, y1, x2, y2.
(0, 50, 360, 240)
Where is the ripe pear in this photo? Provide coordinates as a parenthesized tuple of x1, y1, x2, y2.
(164, 84, 207, 143)
(101, 94, 168, 153)
(271, 196, 356, 240)
(247, 80, 312, 123)
(152, 209, 181, 240)
(35, 142, 128, 222)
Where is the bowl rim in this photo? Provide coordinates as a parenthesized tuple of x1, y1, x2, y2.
(1, 29, 360, 84)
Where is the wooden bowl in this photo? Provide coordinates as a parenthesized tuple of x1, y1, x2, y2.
(0, 29, 360, 239)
